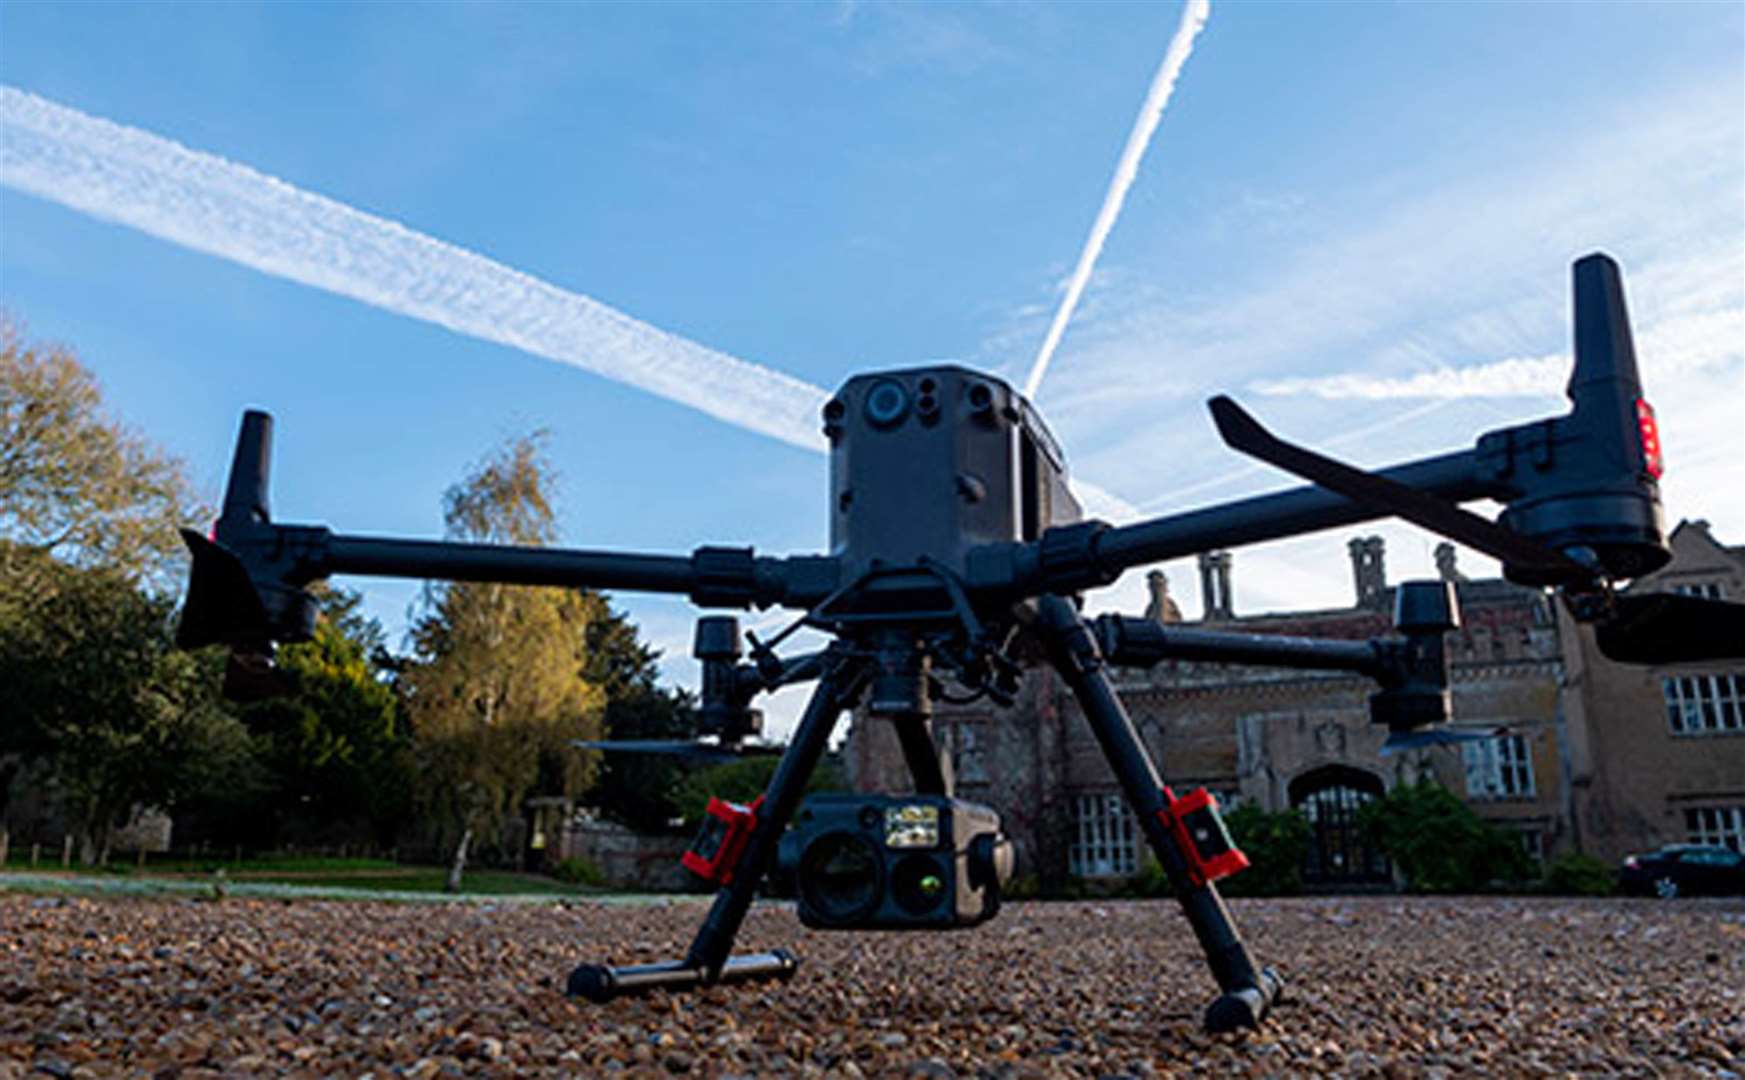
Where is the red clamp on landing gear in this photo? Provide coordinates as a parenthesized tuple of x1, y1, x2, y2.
(681, 795, 763, 885)
(1158, 787, 1249, 888)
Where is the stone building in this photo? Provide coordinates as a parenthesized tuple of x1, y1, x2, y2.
(1559, 520, 1745, 863)
(845, 523, 1744, 888)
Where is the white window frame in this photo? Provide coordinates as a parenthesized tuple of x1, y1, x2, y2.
(1661, 673, 1744, 735)
(1672, 582, 1725, 600)
(1685, 806, 1745, 853)
(1462, 733, 1536, 800)
(1069, 793, 1139, 878)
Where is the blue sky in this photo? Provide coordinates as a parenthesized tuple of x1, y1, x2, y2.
(4, 1, 1741, 737)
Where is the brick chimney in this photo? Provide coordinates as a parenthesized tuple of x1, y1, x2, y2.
(1197, 550, 1234, 621)
(1434, 541, 1465, 583)
(1143, 569, 1183, 624)
(1348, 535, 1387, 609)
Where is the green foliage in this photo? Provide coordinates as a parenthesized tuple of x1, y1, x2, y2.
(1219, 804, 1312, 897)
(550, 856, 606, 888)
(0, 545, 251, 862)
(670, 756, 847, 829)
(1360, 781, 1533, 893)
(405, 433, 606, 863)
(1124, 856, 1172, 899)
(584, 604, 696, 830)
(228, 586, 413, 847)
(1116, 805, 1311, 899)
(0, 319, 203, 592)
(1542, 852, 1616, 896)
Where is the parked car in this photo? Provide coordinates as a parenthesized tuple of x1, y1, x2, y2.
(1619, 844, 1745, 898)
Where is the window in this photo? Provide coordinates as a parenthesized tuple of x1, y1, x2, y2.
(951, 723, 989, 785)
(1679, 848, 1743, 868)
(1069, 794, 1139, 878)
(1518, 829, 1545, 863)
(1685, 806, 1745, 852)
(1672, 582, 1725, 600)
(1662, 674, 1744, 734)
(1462, 734, 1535, 799)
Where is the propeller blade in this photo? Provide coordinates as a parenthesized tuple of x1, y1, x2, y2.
(1208, 396, 1594, 586)
(176, 528, 271, 650)
(1380, 726, 1507, 756)
(575, 739, 776, 765)
(1593, 593, 1745, 664)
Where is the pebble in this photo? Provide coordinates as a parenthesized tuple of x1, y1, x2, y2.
(0, 894, 1738, 1076)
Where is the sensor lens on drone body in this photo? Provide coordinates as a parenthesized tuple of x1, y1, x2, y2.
(863, 379, 910, 428)
(797, 831, 883, 923)
(891, 854, 949, 915)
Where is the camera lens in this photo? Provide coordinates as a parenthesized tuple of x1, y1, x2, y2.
(891, 853, 948, 915)
(863, 380, 909, 428)
(798, 831, 882, 923)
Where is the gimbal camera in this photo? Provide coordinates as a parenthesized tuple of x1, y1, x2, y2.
(177, 254, 1745, 1032)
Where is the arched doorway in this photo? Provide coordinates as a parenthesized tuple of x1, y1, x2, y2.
(1289, 765, 1391, 888)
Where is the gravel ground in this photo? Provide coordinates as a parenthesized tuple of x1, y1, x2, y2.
(3, 892, 1742, 1078)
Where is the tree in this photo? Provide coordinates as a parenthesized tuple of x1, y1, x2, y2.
(0, 318, 202, 592)
(401, 434, 606, 887)
(1219, 804, 1312, 897)
(584, 604, 696, 830)
(224, 586, 413, 849)
(0, 544, 251, 863)
(670, 755, 845, 830)
(1359, 780, 1533, 893)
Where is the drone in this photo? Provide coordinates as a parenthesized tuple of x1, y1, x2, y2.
(176, 253, 1745, 1032)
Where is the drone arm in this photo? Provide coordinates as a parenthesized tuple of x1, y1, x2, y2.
(325, 534, 699, 594)
(323, 534, 836, 608)
(999, 448, 1491, 596)
(1093, 615, 1383, 678)
(1097, 449, 1491, 571)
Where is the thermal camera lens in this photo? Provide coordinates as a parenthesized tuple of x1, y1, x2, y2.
(891, 853, 948, 915)
(799, 832, 882, 922)
(863, 380, 910, 428)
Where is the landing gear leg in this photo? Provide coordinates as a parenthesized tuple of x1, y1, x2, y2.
(566, 650, 867, 1002)
(1035, 595, 1284, 1032)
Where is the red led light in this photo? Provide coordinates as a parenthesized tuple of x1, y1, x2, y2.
(1635, 398, 1664, 479)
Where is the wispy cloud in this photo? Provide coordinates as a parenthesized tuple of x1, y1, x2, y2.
(1020, 75, 1742, 496)
(1022, 0, 1210, 399)
(0, 86, 831, 453)
(1252, 263, 1742, 401)
(1011, 73, 1743, 621)
(840, 3, 1010, 76)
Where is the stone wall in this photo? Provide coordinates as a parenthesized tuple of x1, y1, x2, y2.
(559, 819, 696, 892)
(1563, 521, 1745, 862)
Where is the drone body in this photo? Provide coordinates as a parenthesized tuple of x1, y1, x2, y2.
(176, 254, 1745, 1032)
(827, 365, 1082, 579)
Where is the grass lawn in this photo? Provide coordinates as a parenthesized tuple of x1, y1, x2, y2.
(1, 851, 600, 896)
(240, 868, 587, 896)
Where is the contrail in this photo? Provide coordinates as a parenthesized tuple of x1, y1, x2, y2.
(1136, 398, 1457, 512)
(1021, 0, 1210, 401)
(1251, 308, 1743, 400)
(0, 87, 1154, 525)
(0, 86, 830, 452)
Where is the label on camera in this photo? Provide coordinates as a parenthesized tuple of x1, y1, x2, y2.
(885, 804, 940, 849)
